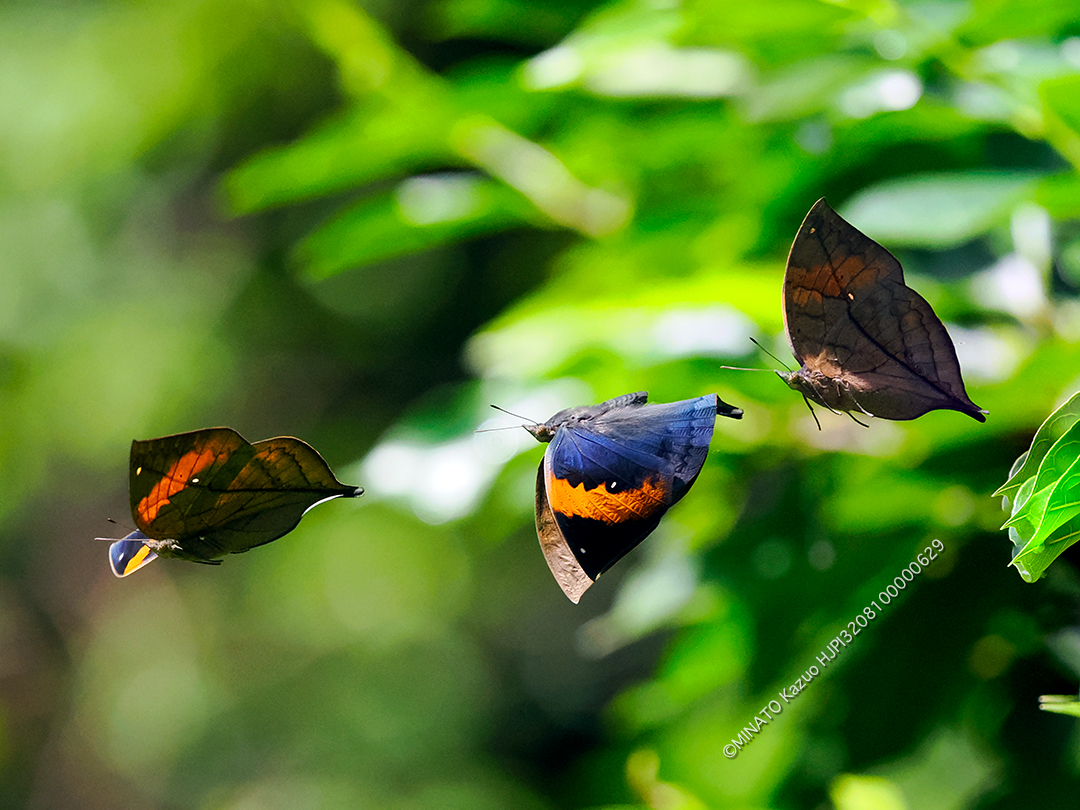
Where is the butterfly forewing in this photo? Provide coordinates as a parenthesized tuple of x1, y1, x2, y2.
(592, 396, 719, 499)
(105, 530, 159, 577)
(130, 428, 249, 535)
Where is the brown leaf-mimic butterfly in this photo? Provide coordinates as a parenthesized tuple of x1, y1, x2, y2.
(779, 198, 985, 423)
(102, 427, 362, 576)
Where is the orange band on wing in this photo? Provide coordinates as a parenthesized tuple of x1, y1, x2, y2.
(547, 472, 668, 524)
(136, 447, 219, 523)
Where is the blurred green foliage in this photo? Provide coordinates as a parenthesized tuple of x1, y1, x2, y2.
(3, 0, 1080, 808)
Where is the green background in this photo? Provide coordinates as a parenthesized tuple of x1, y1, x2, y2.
(2, 0, 1080, 807)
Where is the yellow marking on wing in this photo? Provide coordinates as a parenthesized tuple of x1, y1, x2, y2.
(123, 544, 155, 575)
(547, 472, 668, 524)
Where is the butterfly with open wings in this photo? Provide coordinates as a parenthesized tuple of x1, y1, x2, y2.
(524, 392, 743, 602)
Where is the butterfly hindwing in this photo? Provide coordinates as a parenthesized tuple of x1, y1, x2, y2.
(544, 426, 671, 581)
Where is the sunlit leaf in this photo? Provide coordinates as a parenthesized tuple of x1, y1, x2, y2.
(1010, 509, 1080, 583)
(995, 391, 1080, 498)
(959, 2, 1080, 43)
(1000, 395, 1080, 581)
(1002, 422, 1080, 535)
(1035, 172, 1080, 219)
(226, 106, 458, 213)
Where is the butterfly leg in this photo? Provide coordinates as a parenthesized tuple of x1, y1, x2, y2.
(846, 392, 872, 428)
(801, 395, 823, 431)
(845, 411, 870, 428)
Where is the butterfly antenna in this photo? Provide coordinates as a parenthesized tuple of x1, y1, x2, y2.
(488, 404, 538, 424)
(93, 517, 132, 541)
(750, 336, 793, 372)
(476, 404, 541, 433)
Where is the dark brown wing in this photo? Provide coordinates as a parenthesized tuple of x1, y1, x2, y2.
(781, 198, 986, 422)
(130, 427, 362, 561)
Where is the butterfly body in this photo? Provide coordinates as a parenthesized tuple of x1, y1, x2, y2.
(103, 427, 362, 577)
(781, 198, 986, 422)
(527, 392, 742, 602)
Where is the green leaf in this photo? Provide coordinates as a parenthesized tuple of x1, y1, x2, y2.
(1002, 421, 1080, 534)
(226, 105, 458, 213)
(842, 171, 1041, 248)
(1011, 509, 1080, 583)
(1000, 401, 1080, 581)
(995, 391, 1080, 498)
(1039, 693, 1080, 718)
(1035, 172, 1080, 219)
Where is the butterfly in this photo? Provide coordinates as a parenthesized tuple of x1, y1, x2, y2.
(101, 427, 363, 577)
(524, 392, 742, 603)
(779, 198, 986, 424)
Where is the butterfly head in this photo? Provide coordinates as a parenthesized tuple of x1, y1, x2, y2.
(523, 401, 602, 443)
(776, 368, 802, 390)
(524, 422, 557, 443)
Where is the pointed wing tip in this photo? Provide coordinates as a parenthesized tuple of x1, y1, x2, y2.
(808, 197, 835, 217)
(559, 575, 591, 604)
(719, 406, 744, 420)
(715, 396, 743, 420)
(540, 537, 595, 604)
(966, 406, 988, 423)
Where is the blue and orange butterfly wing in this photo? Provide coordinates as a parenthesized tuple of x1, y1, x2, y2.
(104, 530, 159, 577)
(584, 394, 721, 502)
(537, 394, 721, 599)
